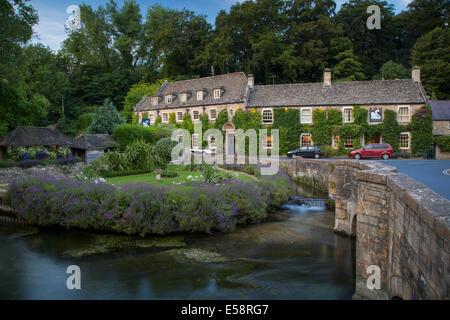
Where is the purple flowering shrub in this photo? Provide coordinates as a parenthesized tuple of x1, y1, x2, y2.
(6, 169, 292, 236)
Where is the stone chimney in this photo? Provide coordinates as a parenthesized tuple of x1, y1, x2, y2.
(248, 74, 254, 89)
(323, 68, 332, 87)
(412, 66, 421, 82)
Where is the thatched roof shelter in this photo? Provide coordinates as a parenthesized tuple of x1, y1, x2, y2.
(72, 134, 118, 150)
(0, 126, 74, 160)
(0, 126, 74, 147)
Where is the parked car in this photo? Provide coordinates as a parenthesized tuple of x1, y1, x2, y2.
(190, 148, 216, 157)
(287, 146, 322, 159)
(348, 143, 393, 160)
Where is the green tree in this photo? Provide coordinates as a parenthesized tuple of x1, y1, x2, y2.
(336, 0, 399, 78)
(88, 98, 125, 135)
(379, 61, 410, 80)
(330, 37, 365, 81)
(0, 0, 38, 84)
(411, 27, 450, 100)
(122, 80, 165, 122)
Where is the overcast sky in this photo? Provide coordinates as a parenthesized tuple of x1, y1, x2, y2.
(31, 0, 413, 51)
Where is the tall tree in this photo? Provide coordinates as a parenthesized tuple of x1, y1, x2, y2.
(0, 0, 38, 84)
(411, 27, 450, 100)
(335, 0, 399, 78)
(284, 0, 341, 82)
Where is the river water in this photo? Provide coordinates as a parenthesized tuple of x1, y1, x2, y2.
(0, 185, 355, 300)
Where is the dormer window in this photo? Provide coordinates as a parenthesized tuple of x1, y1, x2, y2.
(180, 93, 187, 103)
(165, 95, 172, 104)
(214, 89, 221, 99)
(151, 97, 158, 106)
(197, 91, 203, 101)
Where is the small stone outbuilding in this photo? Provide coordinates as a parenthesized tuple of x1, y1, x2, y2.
(430, 100, 450, 160)
(72, 134, 119, 164)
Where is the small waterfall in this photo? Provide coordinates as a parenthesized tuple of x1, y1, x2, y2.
(281, 196, 327, 213)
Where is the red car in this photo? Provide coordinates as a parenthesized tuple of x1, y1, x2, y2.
(348, 143, 394, 160)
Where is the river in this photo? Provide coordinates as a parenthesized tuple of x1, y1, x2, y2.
(0, 184, 355, 300)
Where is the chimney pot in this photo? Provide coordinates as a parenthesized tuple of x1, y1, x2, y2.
(323, 68, 332, 87)
(248, 74, 254, 89)
(412, 66, 421, 82)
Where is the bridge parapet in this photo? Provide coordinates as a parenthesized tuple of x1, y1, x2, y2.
(280, 157, 449, 300)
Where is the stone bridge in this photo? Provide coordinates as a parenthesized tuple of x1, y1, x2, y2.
(280, 158, 449, 300)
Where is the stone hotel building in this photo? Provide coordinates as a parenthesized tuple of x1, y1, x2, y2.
(134, 67, 428, 155)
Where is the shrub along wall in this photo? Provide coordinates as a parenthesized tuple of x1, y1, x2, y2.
(6, 170, 292, 236)
(113, 124, 171, 150)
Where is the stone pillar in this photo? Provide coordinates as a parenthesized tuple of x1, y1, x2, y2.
(353, 170, 390, 300)
(0, 147, 7, 161)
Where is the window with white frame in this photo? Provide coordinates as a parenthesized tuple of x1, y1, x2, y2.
(300, 133, 313, 147)
(151, 97, 158, 105)
(300, 108, 312, 124)
(180, 93, 187, 103)
(344, 134, 353, 149)
(400, 132, 410, 149)
(176, 111, 183, 122)
(209, 108, 217, 120)
(208, 135, 216, 149)
(192, 110, 200, 121)
(197, 91, 203, 101)
(162, 112, 169, 123)
(397, 106, 410, 123)
(214, 89, 221, 99)
(343, 107, 353, 123)
(262, 109, 273, 124)
(262, 136, 272, 149)
(192, 134, 200, 148)
(165, 95, 172, 104)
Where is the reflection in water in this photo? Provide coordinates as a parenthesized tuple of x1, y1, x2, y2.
(0, 194, 355, 300)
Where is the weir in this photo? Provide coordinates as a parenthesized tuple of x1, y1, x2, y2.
(287, 196, 326, 208)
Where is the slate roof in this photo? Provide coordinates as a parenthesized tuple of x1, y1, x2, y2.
(73, 134, 119, 150)
(0, 126, 74, 147)
(136, 72, 248, 111)
(430, 101, 450, 121)
(248, 79, 426, 107)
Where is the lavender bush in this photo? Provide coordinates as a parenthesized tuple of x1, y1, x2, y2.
(6, 169, 292, 236)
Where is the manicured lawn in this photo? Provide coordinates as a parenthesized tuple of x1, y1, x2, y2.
(105, 164, 256, 186)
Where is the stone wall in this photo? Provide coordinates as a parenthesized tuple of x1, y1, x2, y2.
(435, 145, 450, 160)
(281, 157, 450, 300)
(0, 162, 84, 183)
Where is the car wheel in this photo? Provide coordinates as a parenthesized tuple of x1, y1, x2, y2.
(382, 153, 389, 160)
(314, 153, 320, 159)
(354, 153, 361, 160)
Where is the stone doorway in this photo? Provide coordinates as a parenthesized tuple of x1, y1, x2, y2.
(222, 122, 236, 156)
(369, 133, 381, 144)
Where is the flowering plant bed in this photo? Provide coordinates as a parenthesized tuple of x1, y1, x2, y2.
(6, 170, 292, 236)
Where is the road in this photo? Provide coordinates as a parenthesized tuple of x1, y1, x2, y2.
(377, 160, 450, 200)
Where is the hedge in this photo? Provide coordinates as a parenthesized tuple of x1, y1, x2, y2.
(113, 124, 171, 150)
(434, 136, 450, 152)
(102, 169, 151, 178)
(7, 170, 292, 236)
